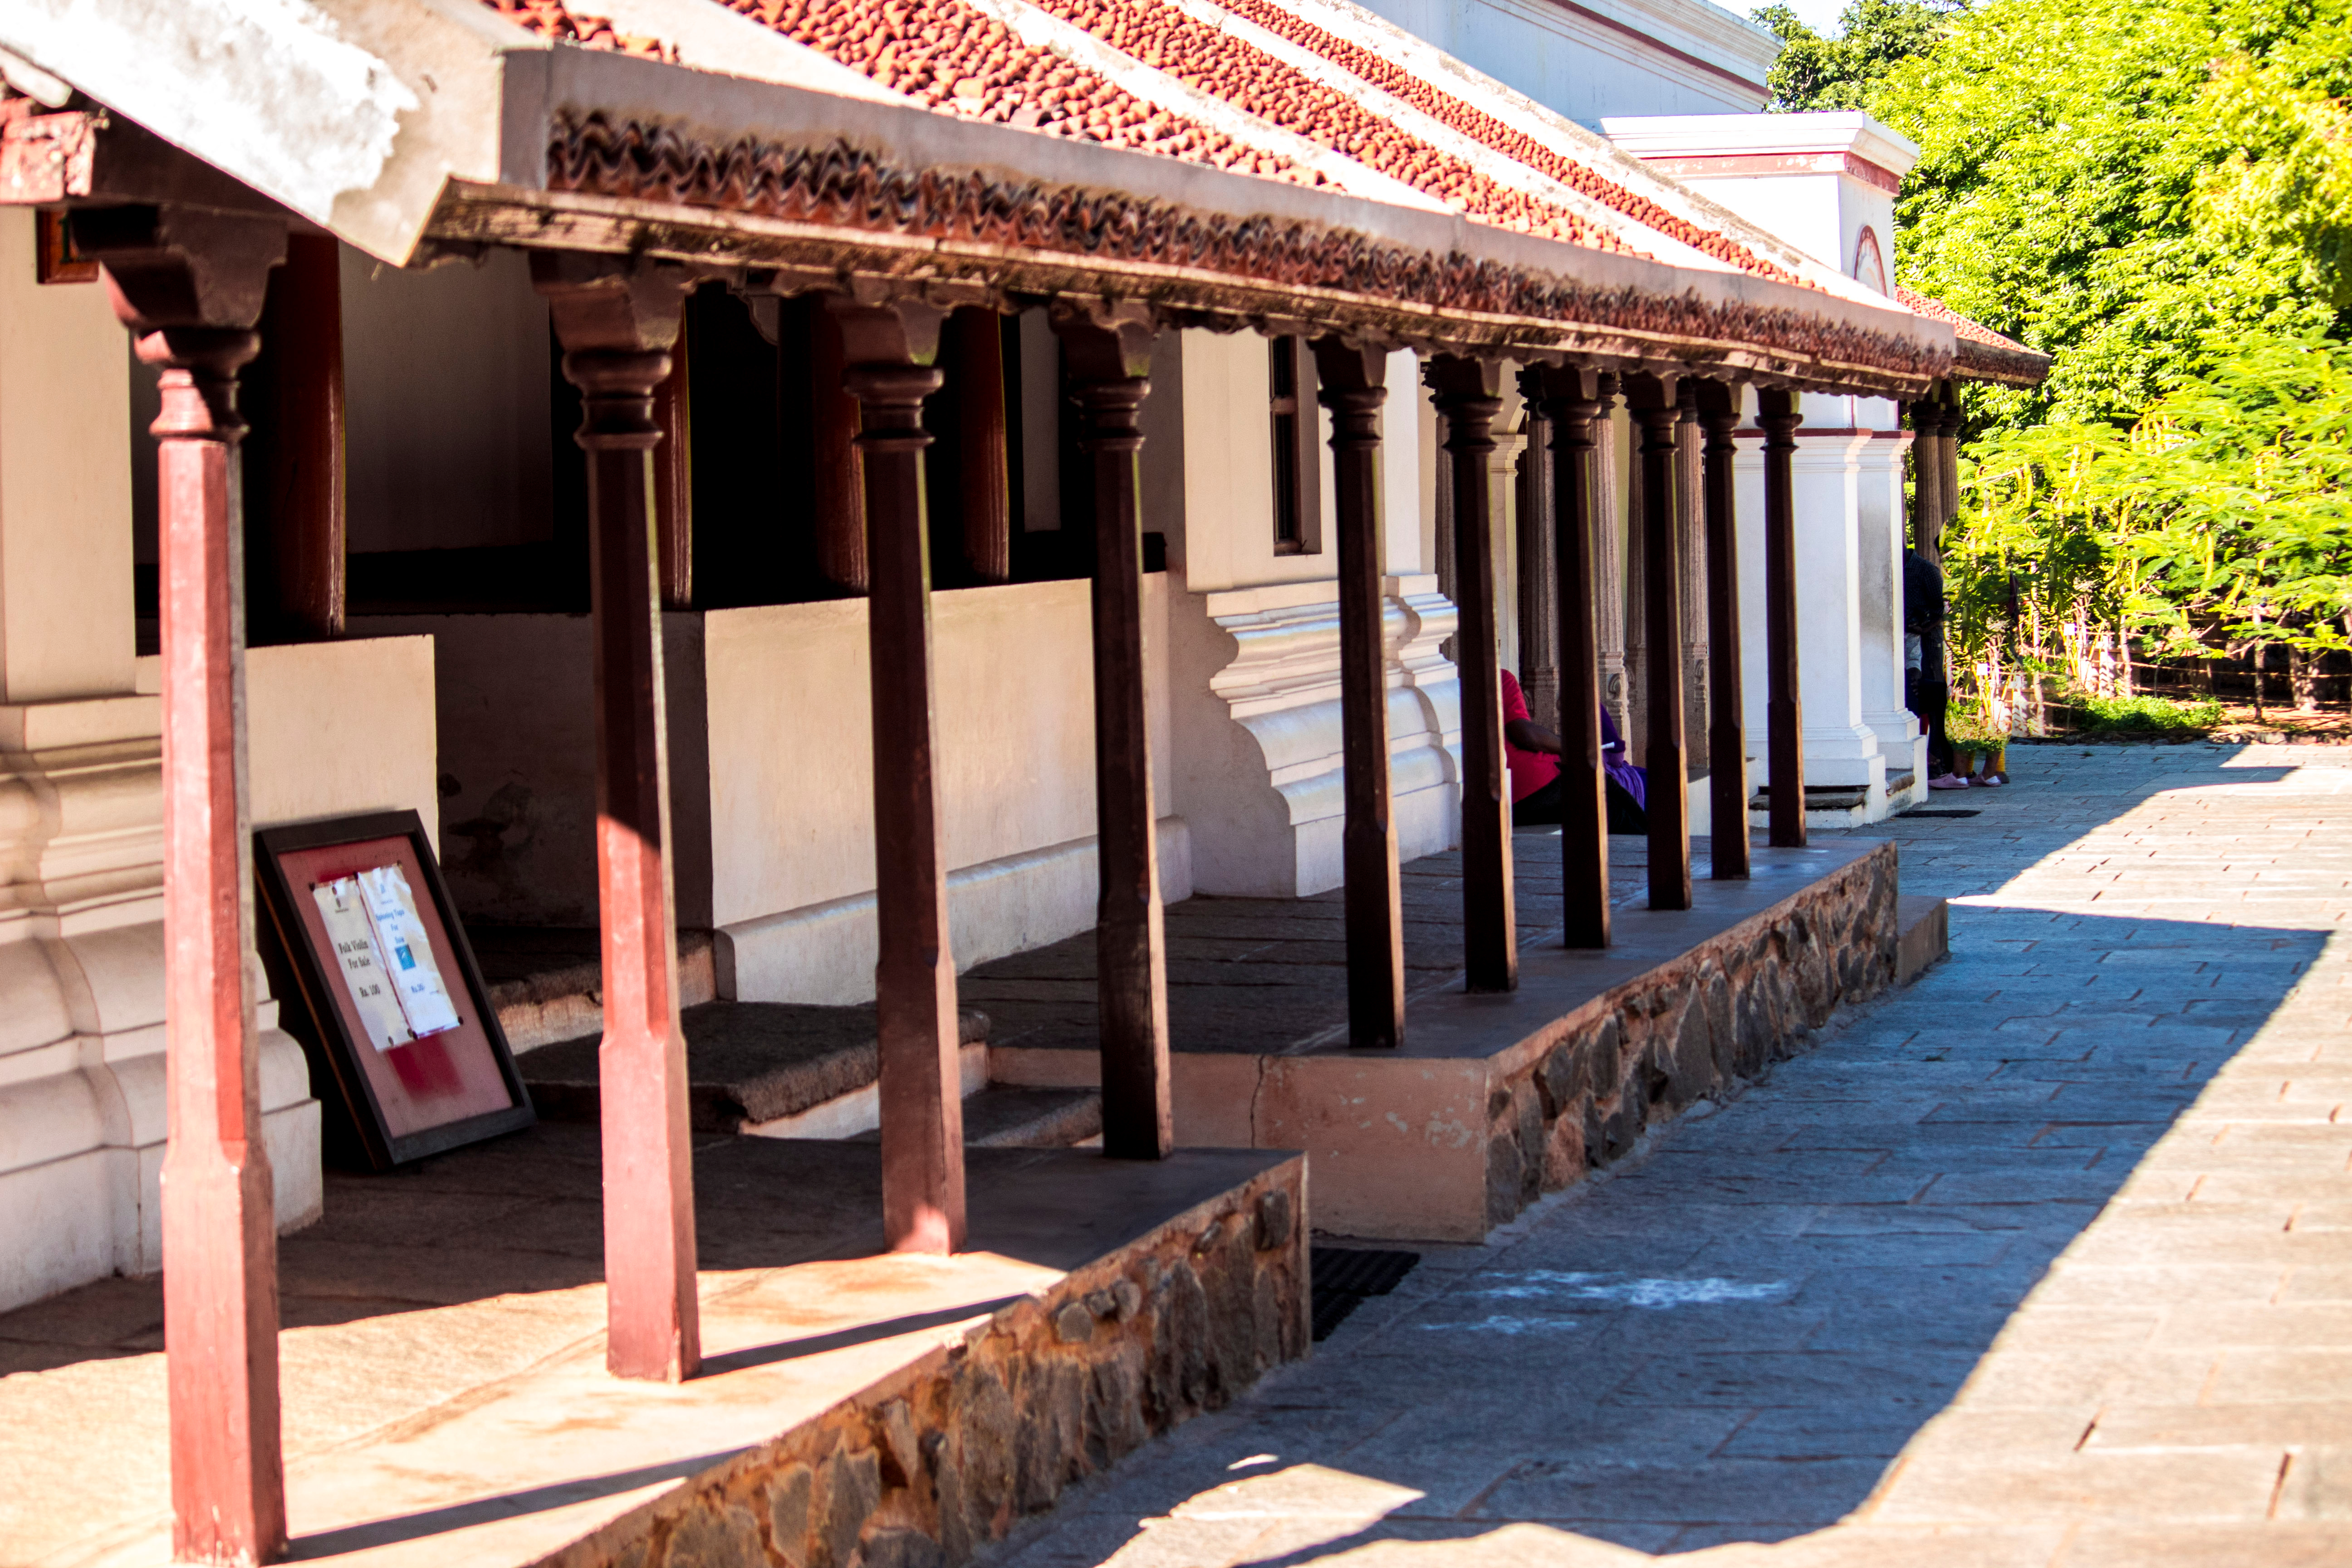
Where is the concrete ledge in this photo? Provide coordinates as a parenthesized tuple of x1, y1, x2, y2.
(994, 840, 1902, 1242)
(1, 1132, 1307, 1568)
(1897, 893, 1949, 985)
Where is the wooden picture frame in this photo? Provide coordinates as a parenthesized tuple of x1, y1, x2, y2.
(255, 810, 534, 1170)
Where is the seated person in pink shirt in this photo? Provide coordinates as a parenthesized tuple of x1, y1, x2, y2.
(1500, 669, 1647, 833)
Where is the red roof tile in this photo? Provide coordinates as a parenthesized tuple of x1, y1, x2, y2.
(1895, 286, 2051, 386)
(721, 0, 1314, 179)
(1022, 0, 1620, 250)
(1211, 0, 1791, 280)
(484, 0, 679, 59)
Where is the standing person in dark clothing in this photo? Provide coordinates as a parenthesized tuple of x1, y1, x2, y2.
(1500, 670, 1648, 832)
(1906, 548, 1965, 789)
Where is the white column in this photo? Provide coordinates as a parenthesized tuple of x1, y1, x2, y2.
(1856, 402, 1923, 799)
(1734, 393, 1885, 805)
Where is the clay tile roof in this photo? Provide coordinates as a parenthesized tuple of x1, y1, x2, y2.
(1012, 0, 1620, 250)
(1895, 286, 2052, 387)
(483, 0, 679, 60)
(1205, 0, 1792, 281)
(717, 0, 1318, 181)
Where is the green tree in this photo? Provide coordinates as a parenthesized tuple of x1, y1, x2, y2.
(1753, 0, 1957, 113)
(1872, 0, 2352, 429)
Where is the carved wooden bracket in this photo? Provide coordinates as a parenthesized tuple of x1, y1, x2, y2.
(1052, 306, 1155, 384)
(73, 204, 284, 333)
(530, 251, 690, 355)
(828, 295, 946, 368)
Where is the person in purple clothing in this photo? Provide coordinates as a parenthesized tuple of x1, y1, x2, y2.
(1499, 670, 1648, 833)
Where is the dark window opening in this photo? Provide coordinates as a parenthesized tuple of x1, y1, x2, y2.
(1269, 336, 1320, 555)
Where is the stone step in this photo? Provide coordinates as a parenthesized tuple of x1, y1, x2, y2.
(520, 1000, 992, 1135)
(961, 1087, 1104, 1149)
(845, 1085, 1104, 1149)
(1897, 893, 1949, 985)
(475, 925, 718, 1053)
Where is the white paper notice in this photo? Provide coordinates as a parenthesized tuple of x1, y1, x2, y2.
(311, 877, 414, 1053)
(356, 865, 462, 1039)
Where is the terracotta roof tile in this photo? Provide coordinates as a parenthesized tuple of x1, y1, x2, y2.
(483, 0, 679, 59)
(723, 0, 1316, 180)
(1023, 0, 1622, 250)
(1895, 286, 2051, 386)
(1211, 0, 1791, 280)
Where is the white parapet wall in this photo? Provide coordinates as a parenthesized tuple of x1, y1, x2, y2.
(0, 635, 438, 1311)
(710, 577, 1190, 1003)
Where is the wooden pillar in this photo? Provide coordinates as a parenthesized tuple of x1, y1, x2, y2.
(1934, 387, 1961, 556)
(1316, 339, 1407, 1044)
(1907, 399, 1938, 560)
(1697, 381, 1749, 880)
(533, 256, 701, 1380)
(1593, 373, 1630, 744)
(83, 205, 290, 1565)
(953, 307, 1012, 586)
(1528, 364, 1611, 948)
(1621, 387, 1648, 765)
(652, 313, 691, 608)
(813, 300, 867, 593)
(245, 231, 344, 640)
(1760, 387, 1807, 849)
(1426, 357, 1515, 992)
(1674, 379, 1708, 780)
(1056, 314, 1172, 1152)
(1516, 400, 1558, 730)
(833, 299, 966, 1252)
(1628, 375, 1690, 911)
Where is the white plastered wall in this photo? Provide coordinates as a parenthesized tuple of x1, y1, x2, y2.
(0, 211, 417, 1311)
(710, 578, 1191, 1004)
(1167, 333, 1460, 897)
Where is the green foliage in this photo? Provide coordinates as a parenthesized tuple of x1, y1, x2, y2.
(1753, 0, 1958, 112)
(1871, 0, 2352, 428)
(1949, 331, 2352, 679)
(1943, 705, 2011, 747)
(2070, 691, 2226, 731)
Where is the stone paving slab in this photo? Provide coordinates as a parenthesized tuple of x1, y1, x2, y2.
(990, 744, 2352, 1566)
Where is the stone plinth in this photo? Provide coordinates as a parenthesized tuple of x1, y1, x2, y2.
(987, 837, 1901, 1241)
(0, 1130, 1305, 1568)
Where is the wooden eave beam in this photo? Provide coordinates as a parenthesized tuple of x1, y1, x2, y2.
(419, 181, 1949, 402)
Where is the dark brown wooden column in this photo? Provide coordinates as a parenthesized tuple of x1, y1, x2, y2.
(1527, 364, 1611, 948)
(652, 313, 691, 608)
(1759, 387, 1807, 849)
(245, 230, 344, 640)
(954, 306, 1013, 586)
(1934, 386, 1961, 559)
(833, 299, 966, 1251)
(1628, 374, 1690, 911)
(83, 205, 290, 1568)
(1316, 339, 1407, 1044)
(1696, 381, 1749, 880)
(1056, 314, 1172, 1153)
(533, 255, 701, 1380)
(1675, 378, 1708, 781)
(813, 299, 867, 593)
(1425, 356, 1515, 992)
(1907, 399, 1936, 558)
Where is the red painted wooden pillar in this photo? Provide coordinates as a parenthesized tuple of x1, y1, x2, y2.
(953, 307, 1013, 587)
(1527, 364, 1611, 948)
(533, 256, 701, 1381)
(1759, 387, 1808, 849)
(1697, 381, 1750, 880)
(1425, 356, 1515, 992)
(833, 300, 967, 1252)
(83, 206, 289, 1566)
(1628, 375, 1690, 911)
(1314, 339, 1406, 1044)
(1057, 314, 1174, 1151)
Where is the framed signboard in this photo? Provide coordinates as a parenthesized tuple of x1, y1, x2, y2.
(255, 810, 534, 1170)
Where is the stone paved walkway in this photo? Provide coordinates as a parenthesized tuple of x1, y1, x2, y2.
(990, 744, 2352, 1568)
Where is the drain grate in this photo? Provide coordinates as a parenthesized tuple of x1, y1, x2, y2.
(1311, 1247, 1420, 1340)
(1900, 808, 1981, 818)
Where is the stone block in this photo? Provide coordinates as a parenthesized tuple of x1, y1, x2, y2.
(662, 1502, 763, 1568)
(765, 1464, 813, 1568)
(861, 1529, 948, 1568)
(817, 1447, 880, 1568)
(1254, 1187, 1293, 1250)
(1053, 1302, 1094, 1344)
(1541, 1105, 1586, 1191)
